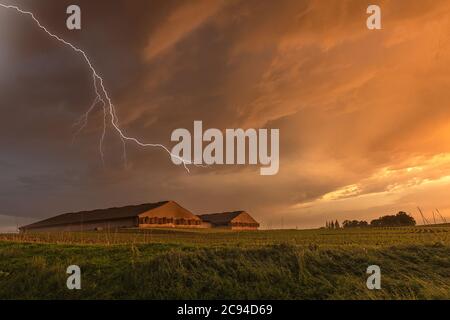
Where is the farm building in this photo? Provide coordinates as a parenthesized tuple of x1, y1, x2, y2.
(198, 211, 260, 230)
(19, 201, 206, 232)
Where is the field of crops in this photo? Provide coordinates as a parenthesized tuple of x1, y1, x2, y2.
(0, 226, 449, 299)
(2, 225, 450, 247)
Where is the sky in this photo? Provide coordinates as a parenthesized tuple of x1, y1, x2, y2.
(1, 0, 450, 232)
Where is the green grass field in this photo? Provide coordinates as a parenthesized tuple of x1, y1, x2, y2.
(0, 226, 449, 299)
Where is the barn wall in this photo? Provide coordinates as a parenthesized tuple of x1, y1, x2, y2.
(20, 217, 137, 233)
(139, 201, 202, 220)
(207, 225, 258, 230)
(230, 226, 259, 231)
(231, 212, 259, 224)
(230, 212, 260, 230)
(137, 201, 204, 228)
(201, 222, 212, 228)
(138, 222, 209, 229)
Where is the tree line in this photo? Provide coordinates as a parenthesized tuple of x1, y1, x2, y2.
(325, 211, 416, 229)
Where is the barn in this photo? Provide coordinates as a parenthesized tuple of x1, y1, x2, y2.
(19, 201, 205, 232)
(198, 211, 260, 230)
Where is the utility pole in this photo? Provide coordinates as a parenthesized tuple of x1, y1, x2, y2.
(436, 209, 447, 224)
(417, 207, 429, 225)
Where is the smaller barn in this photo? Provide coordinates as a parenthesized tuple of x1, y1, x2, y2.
(198, 211, 260, 230)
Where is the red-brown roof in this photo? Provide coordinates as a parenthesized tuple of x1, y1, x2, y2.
(198, 211, 259, 226)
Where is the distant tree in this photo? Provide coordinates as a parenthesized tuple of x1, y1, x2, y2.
(359, 220, 369, 228)
(335, 220, 340, 229)
(325, 221, 329, 229)
(370, 211, 416, 227)
(330, 221, 335, 229)
(343, 220, 369, 228)
(343, 220, 355, 228)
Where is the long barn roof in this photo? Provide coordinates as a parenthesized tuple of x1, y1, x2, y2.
(20, 201, 169, 230)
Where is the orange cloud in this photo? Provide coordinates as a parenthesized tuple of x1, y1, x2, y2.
(4, 0, 450, 229)
(144, 0, 224, 60)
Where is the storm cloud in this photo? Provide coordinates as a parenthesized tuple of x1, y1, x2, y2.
(1, 0, 450, 230)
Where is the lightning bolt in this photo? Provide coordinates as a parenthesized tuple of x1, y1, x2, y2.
(0, 3, 193, 171)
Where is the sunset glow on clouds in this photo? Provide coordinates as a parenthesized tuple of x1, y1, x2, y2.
(1, 0, 450, 230)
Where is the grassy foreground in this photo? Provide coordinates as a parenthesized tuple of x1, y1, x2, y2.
(0, 227, 449, 299)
